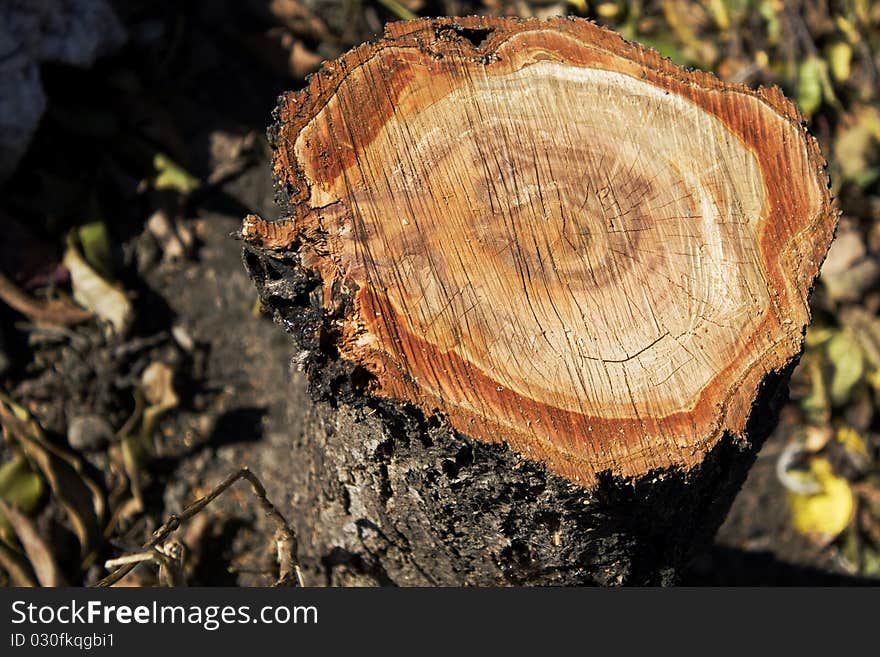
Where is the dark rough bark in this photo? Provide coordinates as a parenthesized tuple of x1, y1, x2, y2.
(243, 240, 793, 586)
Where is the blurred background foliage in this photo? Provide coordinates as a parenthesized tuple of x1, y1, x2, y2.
(0, 0, 879, 585)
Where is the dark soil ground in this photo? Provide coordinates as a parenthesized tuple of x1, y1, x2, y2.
(1, 0, 879, 586)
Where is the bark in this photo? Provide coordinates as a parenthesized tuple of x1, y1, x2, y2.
(242, 16, 837, 585)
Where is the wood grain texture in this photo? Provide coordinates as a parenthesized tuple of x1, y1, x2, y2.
(245, 16, 836, 485)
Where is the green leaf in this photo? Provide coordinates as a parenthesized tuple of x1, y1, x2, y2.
(153, 153, 200, 195)
(757, 0, 781, 44)
(839, 523, 880, 577)
(834, 104, 880, 186)
(0, 397, 104, 564)
(826, 331, 865, 406)
(0, 454, 43, 513)
(796, 56, 828, 117)
(0, 454, 44, 541)
(77, 221, 114, 281)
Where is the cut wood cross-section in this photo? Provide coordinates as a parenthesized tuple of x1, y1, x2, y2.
(243, 16, 836, 585)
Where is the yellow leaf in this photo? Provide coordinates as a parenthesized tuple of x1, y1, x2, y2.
(836, 425, 871, 469)
(804, 325, 834, 348)
(789, 458, 854, 539)
(826, 42, 852, 82)
(705, 0, 730, 31)
(834, 16, 860, 45)
(153, 153, 200, 195)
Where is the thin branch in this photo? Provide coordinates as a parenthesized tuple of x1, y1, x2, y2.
(96, 467, 304, 587)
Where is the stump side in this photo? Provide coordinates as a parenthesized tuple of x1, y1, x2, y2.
(245, 239, 793, 584)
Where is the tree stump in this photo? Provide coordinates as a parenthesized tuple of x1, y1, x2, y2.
(242, 16, 836, 585)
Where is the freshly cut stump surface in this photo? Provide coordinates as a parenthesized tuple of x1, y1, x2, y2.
(245, 16, 835, 487)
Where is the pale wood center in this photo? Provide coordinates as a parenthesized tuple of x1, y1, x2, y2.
(301, 62, 770, 417)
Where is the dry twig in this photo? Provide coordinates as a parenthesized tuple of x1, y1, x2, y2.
(96, 467, 303, 587)
(0, 270, 93, 326)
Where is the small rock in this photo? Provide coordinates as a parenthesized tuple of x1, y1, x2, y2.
(822, 229, 866, 276)
(823, 258, 880, 303)
(821, 227, 880, 303)
(67, 414, 115, 451)
(171, 324, 195, 353)
(844, 392, 874, 433)
(146, 210, 186, 261)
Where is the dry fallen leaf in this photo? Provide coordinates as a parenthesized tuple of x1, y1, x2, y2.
(289, 40, 323, 79)
(146, 210, 188, 261)
(840, 306, 880, 369)
(799, 353, 831, 425)
(115, 361, 180, 510)
(0, 270, 93, 327)
(0, 499, 66, 586)
(0, 396, 104, 565)
(0, 541, 36, 587)
(141, 361, 179, 411)
(266, 0, 333, 42)
(63, 236, 133, 334)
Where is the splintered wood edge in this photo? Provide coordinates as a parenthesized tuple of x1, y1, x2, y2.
(245, 16, 837, 486)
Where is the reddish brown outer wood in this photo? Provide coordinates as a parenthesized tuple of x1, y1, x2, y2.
(246, 16, 837, 485)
